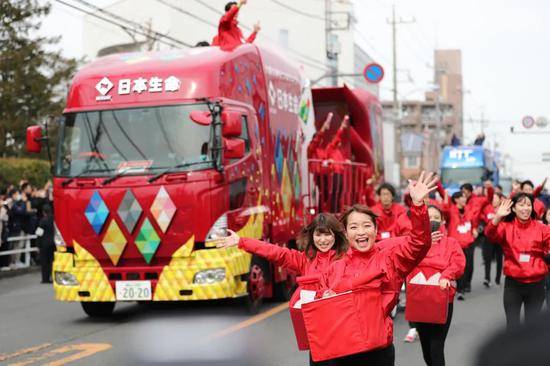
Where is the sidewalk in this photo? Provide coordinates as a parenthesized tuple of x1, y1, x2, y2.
(0, 265, 40, 280)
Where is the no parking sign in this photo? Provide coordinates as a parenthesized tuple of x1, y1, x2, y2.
(363, 63, 384, 84)
(522, 115, 535, 129)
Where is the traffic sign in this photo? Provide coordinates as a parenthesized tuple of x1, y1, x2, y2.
(536, 116, 548, 128)
(522, 115, 535, 129)
(363, 63, 384, 84)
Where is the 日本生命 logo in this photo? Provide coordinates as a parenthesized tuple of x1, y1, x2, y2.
(95, 75, 182, 102)
(95, 77, 114, 101)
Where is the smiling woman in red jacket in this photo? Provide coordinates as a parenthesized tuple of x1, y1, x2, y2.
(218, 213, 347, 366)
(406, 205, 465, 366)
(485, 193, 550, 329)
(319, 172, 436, 366)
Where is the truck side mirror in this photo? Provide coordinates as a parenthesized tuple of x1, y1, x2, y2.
(223, 138, 245, 160)
(26, 126, 43, 153)
(189, 110, 211, 126)
(222, 111, 242, 137)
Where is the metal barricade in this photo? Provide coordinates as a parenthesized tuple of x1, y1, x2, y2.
(307, 159, 371, 214)
(0, 235, 38, 270)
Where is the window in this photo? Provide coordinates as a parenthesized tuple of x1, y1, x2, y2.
(405, 155, 420, 169)
(240, 116, 251, 153)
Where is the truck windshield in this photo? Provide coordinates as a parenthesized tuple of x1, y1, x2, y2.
(441, 167, 486, 186)
(57, 104, 213, 177)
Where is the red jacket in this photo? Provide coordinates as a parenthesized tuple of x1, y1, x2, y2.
(213, 5, 257, 50)
(325, 126, 349, 174)
(534, 198, 547, 219)
(307, 130, 329, 174)
(466, 188, 494, 228)
(238, 238, 338, 277)
(321, 204, 431, 347)
(484, 218, 550, 283)
(441, 203, 477, 249)
(406, 231, 465, 302)
(371, 202, 409, 241)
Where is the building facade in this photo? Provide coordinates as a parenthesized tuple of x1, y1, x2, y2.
(81, 0, 379, 95)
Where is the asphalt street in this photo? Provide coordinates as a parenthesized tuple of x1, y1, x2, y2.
(0, 248, 516, 366)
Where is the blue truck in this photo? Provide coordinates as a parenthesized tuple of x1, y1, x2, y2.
(440, 146, 499, 193)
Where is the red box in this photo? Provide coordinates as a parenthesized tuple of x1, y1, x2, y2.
(405, 283, 449, 324)
(289, 306, 309, 350)
(301, 287, 388, 362)
(288, 275, 323, 351)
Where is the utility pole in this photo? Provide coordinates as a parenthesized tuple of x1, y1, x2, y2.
(325, 0, 350, 86)
(387, 3, 415, 186)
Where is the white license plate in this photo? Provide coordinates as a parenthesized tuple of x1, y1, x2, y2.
(115, 281, 152, 301)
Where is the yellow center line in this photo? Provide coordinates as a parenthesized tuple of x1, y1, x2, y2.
(8, 343, 112, 366)
(207, 301, 289, 340)
(0, 343, 52, 362)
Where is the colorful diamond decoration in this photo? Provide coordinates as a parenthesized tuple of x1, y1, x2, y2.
(135, 218, 161, 264)
(150, 187, 176, 233)
(101, 220, 127, 265)
(85, 191, 109, 234)
(281, 159, 293, 215)
(117, 190, 142, 233)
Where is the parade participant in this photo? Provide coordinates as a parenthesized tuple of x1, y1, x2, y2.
(218, 213, 347, 366)
(319, 171, 436, 365)
(212, 0, 261, 50)
(541, 208, 550, 308)
(481, 193, 505, 287)
(520, 179, 547, 219)
(324, 115, 351, 212)
(407, 205, 465, 366)
(441, 191, 477, 300)
(485, 194, 550, 329)
(307, 113, 334, 212)
(371, 182, 409, 241)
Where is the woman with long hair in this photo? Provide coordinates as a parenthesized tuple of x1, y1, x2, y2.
(485, 193, 550, 329)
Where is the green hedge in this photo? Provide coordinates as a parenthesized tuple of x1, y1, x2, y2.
(0, 158, 52, 190)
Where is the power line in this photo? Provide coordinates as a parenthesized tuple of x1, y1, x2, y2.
(268, 0, 326, 21)
(53, 0, 190, 48)
(154, 0, 329, 72)
(153, 0, 218, 28)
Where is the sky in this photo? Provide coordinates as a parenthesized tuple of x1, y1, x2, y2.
(38, 0, 550, 183)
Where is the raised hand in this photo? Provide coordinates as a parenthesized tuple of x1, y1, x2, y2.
(253, 21, 261, 33)
(341, 115, 350, 129)
(321, 112, 333, 132)
(495, 198, 512, 220)
(408, 171, 438, 205)
(216, 229, 240, 248)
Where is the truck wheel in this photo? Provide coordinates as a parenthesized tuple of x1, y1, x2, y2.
(273, 274, 297, 302)
(245, 263, 266, 314)
(81, 302, 115, 317)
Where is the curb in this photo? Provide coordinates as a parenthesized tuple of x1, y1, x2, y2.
(0, 266, 41, 280)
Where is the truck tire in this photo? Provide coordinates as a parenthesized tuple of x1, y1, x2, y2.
(81, 301, 115, 317)
(244, 258, 267, 314)
(273, 274, 297, 302)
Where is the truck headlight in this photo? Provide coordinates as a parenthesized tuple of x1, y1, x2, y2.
(54, 223, 66, 247)
(193, 268, 226, 284)
(54, 271, 79, 286)
(205, 214, 228, 247)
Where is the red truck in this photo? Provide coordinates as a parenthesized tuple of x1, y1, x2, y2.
(27, 44, 383, 317)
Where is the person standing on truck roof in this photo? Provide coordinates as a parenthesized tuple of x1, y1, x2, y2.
(212, 0, 261, 50)
(485, 194, 550, 330)
(218, 213, 348, 366)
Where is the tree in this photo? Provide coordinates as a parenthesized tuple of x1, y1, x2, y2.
(0, 0, 78, 158)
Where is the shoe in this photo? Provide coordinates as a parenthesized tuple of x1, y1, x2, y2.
(457, 293, 465, 301)
(404, 328, 418, 343)
(495, 278, 501, 285)
(465, 286, 472, 293)
(483, 280, 491, 288)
